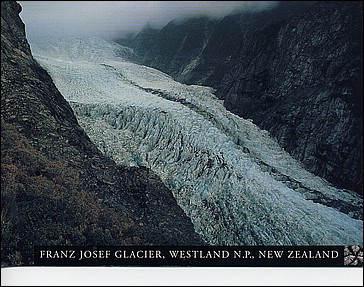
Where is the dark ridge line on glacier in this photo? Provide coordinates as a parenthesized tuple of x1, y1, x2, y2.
(96, 63, 362, 220)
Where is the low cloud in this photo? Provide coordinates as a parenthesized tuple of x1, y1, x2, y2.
(19, 1, 279, 40)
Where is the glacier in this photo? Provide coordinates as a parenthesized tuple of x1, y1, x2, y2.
(30, 37, 363, 245)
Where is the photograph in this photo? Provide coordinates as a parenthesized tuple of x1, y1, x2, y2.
(1, 1, 363, 285)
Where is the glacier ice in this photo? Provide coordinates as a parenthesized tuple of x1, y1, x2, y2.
(30, 37, 363, 245)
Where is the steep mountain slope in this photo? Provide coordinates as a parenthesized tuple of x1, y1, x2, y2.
(119, 1, 363, 195)
(30, 36, 363, 246)
(1, 1, 203, 266)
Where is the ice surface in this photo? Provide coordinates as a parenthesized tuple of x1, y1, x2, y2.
(30, 37, 363, 245)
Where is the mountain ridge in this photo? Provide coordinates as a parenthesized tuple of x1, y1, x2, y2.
(1, 1, 203, 266)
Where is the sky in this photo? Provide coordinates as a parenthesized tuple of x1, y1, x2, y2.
(19, 1, 279, 40)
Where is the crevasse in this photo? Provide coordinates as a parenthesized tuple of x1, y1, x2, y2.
(30, 37, 363, 245)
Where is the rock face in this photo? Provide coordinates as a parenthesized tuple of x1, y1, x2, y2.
(1, 1, 203, 266)
(120, 1, 363, 194)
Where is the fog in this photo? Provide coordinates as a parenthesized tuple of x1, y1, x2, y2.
(19, 1, 279, 40)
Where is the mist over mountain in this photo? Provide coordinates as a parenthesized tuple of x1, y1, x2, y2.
(19, 1, 279, 40)
(116, 1, 363, 195)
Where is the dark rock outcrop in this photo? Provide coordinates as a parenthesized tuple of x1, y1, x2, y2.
(1, 1, 203, 266)
(121, 1, 363, 194)
(220, 1, 363, 195)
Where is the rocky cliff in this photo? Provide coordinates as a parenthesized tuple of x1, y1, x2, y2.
(1, 1, 203, 266)
(120, 1, 363, 194)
